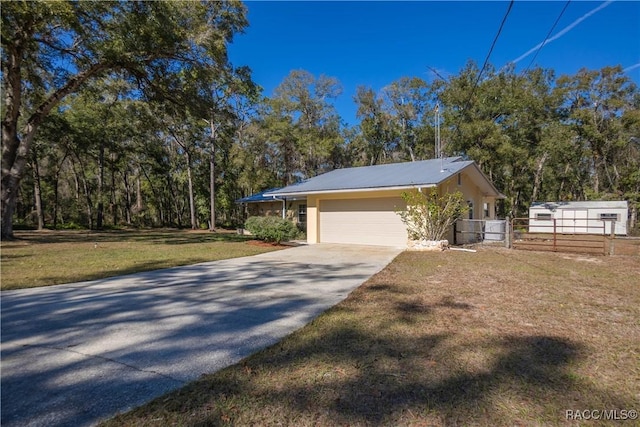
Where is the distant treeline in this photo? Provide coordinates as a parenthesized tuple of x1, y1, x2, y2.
(3, 3, 638, 236)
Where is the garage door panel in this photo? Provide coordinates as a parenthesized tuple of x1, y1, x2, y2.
(319, 198, 407, 247)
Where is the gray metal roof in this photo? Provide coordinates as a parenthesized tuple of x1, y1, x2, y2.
(531, 201, 628, 210)
(236, 188, 282, 203)
(266, 157, 500, 197)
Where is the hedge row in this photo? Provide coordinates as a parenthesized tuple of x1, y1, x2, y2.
(244, 216, 299, 244)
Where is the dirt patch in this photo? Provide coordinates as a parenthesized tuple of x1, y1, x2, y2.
(246, 240, 289, 248)
(561, 255, 602, 263)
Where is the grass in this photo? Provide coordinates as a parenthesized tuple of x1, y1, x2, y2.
(0, 229, 283, 290)
(102, 247, 640, 427)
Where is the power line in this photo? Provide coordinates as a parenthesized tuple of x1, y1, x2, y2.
(475, 0, 515, 89)
(522, 1, 571, 75)
(453, 0, 514, 141)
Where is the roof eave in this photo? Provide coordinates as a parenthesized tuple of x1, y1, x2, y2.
(265, 183, 438, 198)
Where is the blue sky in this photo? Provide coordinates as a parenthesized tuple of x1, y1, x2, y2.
(228, 1, 640, 126)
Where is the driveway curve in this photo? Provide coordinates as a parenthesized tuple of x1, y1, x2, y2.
(1, 243, 401, 427)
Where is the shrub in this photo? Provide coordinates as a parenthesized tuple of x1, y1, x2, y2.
(244, 216, 298, 244)
(397, 189, 468, 241)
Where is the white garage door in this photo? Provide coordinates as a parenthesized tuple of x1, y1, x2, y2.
(319, 197, 407, 247)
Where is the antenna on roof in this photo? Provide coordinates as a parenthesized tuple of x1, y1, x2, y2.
(435, 103, 443, 172)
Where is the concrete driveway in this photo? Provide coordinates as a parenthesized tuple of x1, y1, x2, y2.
(1, 244, 401, 427)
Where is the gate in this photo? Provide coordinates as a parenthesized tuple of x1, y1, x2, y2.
(455, 219, 507, 244)
(511, 217, 608, 255)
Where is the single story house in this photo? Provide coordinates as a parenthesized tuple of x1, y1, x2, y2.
(529, 201, 629, 235)
(236, 188, 307, 227)
(239, 157, 503, 247)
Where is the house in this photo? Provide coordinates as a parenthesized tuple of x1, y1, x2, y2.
(236, 188, 307, 228)
(529, 201, 629, 235)
(239, 157, 503, 247)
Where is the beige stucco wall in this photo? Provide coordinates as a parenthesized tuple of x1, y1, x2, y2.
(441, 173, 498, 217)
(438, 171, 497, 242)
(307, 170, 497, 245)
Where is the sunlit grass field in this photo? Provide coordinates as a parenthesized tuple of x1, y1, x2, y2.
(1, 229, 282, 290)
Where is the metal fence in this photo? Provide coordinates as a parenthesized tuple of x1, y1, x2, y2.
(510, 217, 612, 255)
(455, 219, 507, 245)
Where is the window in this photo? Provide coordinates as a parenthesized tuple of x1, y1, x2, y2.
(298, 204, 307, 223)
(467, 201, 473, 220)
(600, 213, 619, 221)
(483, 202, 490, 218)
(457, 173, 462, 186)
(536, 213, 552, 220)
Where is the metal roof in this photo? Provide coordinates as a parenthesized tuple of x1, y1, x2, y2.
(236, 188, 282, 203)
(530, 201, 628, 210)
(265, 157, 502, 197)
(237, 187, 307, 203)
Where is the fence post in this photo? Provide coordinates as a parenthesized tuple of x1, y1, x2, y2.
(553, 218, 557, 252)
(505, 217, 511, 248)
(609, 220, 616, 256)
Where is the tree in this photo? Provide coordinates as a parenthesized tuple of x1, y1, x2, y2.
(381, 77, 431, 161)
(354, 86, 396, 165)
(270, 70, 343, 179)
(398, 189, 468, 242)
(1, 0, 247, 238)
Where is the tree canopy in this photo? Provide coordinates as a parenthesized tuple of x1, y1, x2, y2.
(3, 2, 639, 236)
(1, 0, 247, 237)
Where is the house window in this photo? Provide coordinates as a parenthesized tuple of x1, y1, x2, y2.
(467, 201, 473, 220)
(600, 213, 619, 221)
(483, 202, 490, 218)
(536, 213, 552, 220)
(298, 204, 307, 223)
(457, 173, 462, 186)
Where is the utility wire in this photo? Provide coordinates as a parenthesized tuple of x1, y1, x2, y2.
(453, 0, 514, 140)
(475, 0, 514, 90)
(522, 0, 571, 75)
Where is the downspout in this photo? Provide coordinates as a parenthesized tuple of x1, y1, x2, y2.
(272, 196, 286, 219)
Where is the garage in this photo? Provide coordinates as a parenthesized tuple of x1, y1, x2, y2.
(319, 197, 408, 247)
(260, 157, 504, 247)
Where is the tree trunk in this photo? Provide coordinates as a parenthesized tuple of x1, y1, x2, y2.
(52, 175, 60, 229)
(1, 59, 109, 239)
(186, 151, 196, 230)
(72, 155, 93, 229)
(52, 151, 68, 229)
(31, 153, 45, 230)
(531, 151, 548, 203)
(136, 173, 143, 213)
(123, 170, 132, 225)
(210, 149, 216, 231)
(110, 154, 117, 226)
(208, 119, 217, 231)
(96, 141, 105, 229)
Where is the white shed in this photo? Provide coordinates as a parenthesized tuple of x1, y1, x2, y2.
(529, 201, 628, 235)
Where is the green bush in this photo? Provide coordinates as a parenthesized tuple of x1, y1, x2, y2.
(244, 216, 298, 244)
(397, 189, 468, 241)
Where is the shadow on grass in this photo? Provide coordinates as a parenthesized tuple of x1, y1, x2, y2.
(168, 327, 634, 427)
(114, 297, 637, 427)
(8, 229, 252, 245)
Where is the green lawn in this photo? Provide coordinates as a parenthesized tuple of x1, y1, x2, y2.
(102, 247, 640, 426)
(0, 229, 283, 290)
